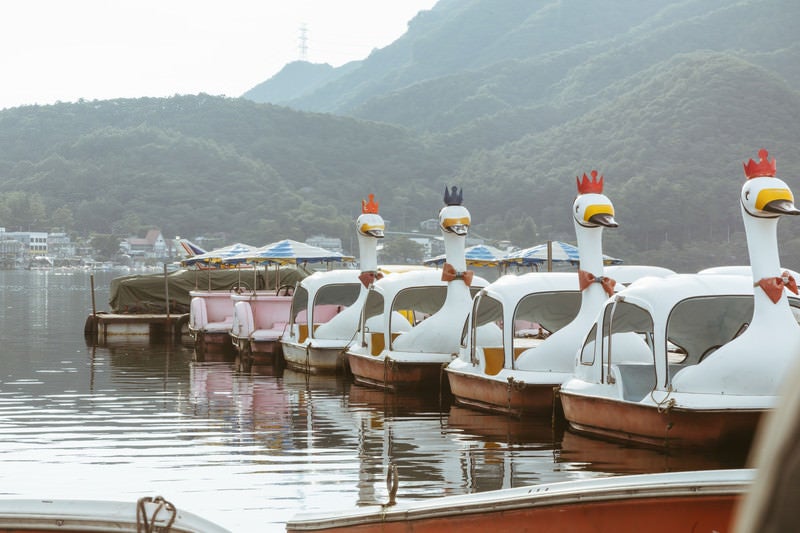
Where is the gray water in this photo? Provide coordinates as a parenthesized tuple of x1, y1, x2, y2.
(0, 269, 746, 531)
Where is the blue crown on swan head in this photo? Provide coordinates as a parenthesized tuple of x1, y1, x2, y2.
(444, 185, 463, 206)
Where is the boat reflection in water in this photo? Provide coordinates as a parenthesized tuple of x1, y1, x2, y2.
(557, 430, 749, 475)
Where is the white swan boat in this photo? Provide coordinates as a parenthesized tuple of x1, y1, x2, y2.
(347, 187, 489, 391)
(280, 194, 385, 374)
(446, 264, 674, 417)
(560, 149, 800, 448)
(446, 172, 674, 416)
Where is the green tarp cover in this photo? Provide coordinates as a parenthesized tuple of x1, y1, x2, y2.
(109, 266, 311, 314)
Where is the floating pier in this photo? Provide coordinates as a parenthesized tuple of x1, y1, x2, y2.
(84, 271, 189, 344)
(84, 311, 189, 344)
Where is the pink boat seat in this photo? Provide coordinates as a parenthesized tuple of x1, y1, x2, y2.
(232, 301, 255, 338)
(252, 327, 285, 342)
(190, 297, 208, 329)
(204, 317, 233, 333)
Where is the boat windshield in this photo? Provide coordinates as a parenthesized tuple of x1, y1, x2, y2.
(289, 286, 309, 326)
(513, 291, 581, 336)
(666, 295, 753, 366)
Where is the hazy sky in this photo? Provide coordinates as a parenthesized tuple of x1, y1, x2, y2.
(0, 0, 438, 110)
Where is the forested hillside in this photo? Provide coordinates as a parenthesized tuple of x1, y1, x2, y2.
(1, 0, 799, 271)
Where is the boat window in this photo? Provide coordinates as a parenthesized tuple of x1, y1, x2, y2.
(579, 323, 597, 365)
(666, 295, 753, 367)
(789, 297, 800, 325)
(313, 283, 361, 308)
(513, 291, 581, 334)
(600, 301, 654, 381)
(392, 286, 448, 323)
(362, 290, 384, 323)
(469, 294, 503, 364)
(290, 286, 309, 325)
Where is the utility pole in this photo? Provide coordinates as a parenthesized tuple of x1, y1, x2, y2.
(298, 24, 308, 61)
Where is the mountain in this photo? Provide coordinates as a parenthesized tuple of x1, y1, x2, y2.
(1, 0, 799, 271)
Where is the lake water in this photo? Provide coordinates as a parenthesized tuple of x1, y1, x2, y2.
(0, 269, 748, 531)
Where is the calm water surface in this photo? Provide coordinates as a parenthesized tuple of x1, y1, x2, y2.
(0, 270, 747, 531)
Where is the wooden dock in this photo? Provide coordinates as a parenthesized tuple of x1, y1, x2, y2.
(84, 312, 189, 344)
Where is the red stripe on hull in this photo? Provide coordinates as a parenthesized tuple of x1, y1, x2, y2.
(348, 354, 447, 392)
(286, 494, 739, 533)
(560, 391, 763, 449)
(447, 369, 557, 417)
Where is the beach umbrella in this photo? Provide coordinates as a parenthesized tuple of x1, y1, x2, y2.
(224, 239, 355, 289)
(179, 242, 256, 267)
(502, 240, 622, 268)
(423, 244, 505, 267)
(225, 239, 355, 266)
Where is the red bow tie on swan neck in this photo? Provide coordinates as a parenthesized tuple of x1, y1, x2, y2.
(359, 270, 383, 288)
(756, 271, 799, 303)
(578, 269, 616, 297)
(441, 263, 474, 286)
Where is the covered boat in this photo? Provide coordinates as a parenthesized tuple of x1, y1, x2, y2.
(110, 266, 308, 315)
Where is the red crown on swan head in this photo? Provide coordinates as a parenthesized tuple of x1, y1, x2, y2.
(743, 149, 777, 179)
(576, 170, 604, 194)
(362, 193, 379, 214)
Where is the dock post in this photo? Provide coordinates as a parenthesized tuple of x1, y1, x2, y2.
(83, 274, 99, 338)
(90, 274, 97, 317)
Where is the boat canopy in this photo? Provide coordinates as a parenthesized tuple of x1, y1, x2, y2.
(109, 266, 310, 314)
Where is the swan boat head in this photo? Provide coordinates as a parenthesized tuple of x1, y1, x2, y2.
(573, 170, 618, 230)
(741, 149, 799, 218)
(356, 193, 385, 285)
(357, 193, 386, 239)
(440, 185, 470, 236)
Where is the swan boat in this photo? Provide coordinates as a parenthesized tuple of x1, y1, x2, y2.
(285, 468, 751, 533)
(280, 195, 385, 374)
(347, 187, 489, 391)
(446, 264, 674, 417)
(446, 171, 660, 416)
(560, 149, 800, 449)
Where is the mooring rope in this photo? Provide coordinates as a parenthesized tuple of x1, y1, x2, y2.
(136, 495, 177, 533)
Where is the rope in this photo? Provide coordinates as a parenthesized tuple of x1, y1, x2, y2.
(439, 362, 449, 409)
(136, 496, 177, 533)
(505, 376, 527, 414)
(652, 384, 675, 413)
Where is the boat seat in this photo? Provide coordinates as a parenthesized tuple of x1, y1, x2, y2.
(616, 363, 656, 402)
(190, 297, 208, 329)
(252, 328, 284, 342)
(482, 347, 504, 375)
(232, 301, 254, 338)
(204, 317, 233, 333)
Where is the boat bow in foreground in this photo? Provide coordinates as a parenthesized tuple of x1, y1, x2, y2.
(285, 469, 751, 533)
